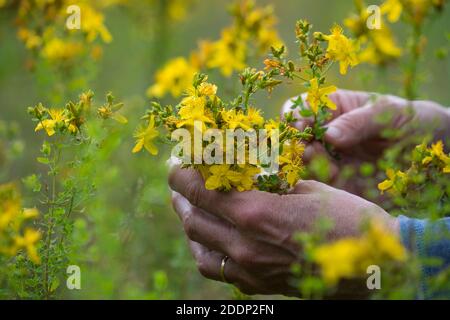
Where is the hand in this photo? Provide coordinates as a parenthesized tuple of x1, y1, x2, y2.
(169, 167, 399, 296)
(281, 90, 450, 196)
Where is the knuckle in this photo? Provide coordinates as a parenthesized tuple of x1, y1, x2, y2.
(237, 208, 259, 230)
(232, 247, 254, 268)
(236, 200, 266, 230)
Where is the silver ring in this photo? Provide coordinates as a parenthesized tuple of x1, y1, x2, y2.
(220, 256, 230, 283)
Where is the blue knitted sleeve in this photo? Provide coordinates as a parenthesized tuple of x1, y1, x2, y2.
(398, 215, 450, 298)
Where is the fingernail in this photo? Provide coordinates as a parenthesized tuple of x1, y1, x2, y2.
(326, 127, 342, 140)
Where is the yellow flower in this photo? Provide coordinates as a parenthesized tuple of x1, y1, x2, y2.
(167, 0, 189, 22)
(14, 228, 41, 264)
(221, 109, 250, 130)
(315, 238, 366, 285)
(264, 119, 280, 135)
(198, 82, 218, 97)
(381, 0, 403, 22)
(148, 57, 198, 98)
(323, 25, 359, 75)
(132, 115, 159, 155)
(281, 164, 302, 187)
(177, 96, 214, 128)
(421, 140, 450, 173)
(344, 9, 402, 65)
(79, 4, 112, 43)
(17, 28, 42, 49)
(233, 165, 261, 191)
(279, 141, 305, 187)
(257, 28, 284, 54)
(244, 107, 265, 128)
(306, 78, 337, 114)
(35, 109, 66, 136)
(205, 165, 241, 191)
(314, 222, 406, 285)
(378, 168, 408, 194)
(22, 208, 39, 219)
(41, 38, 83, 62)
(361, 27, 402, 64)
(206, 28, 247, 77)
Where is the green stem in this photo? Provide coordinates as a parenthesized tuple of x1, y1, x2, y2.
(43, 141, 61, 299)
(405, 24, 422, 100)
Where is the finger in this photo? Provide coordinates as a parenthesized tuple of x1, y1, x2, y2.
(281, 90, 371, 130)
(189, 241, 241, 283)
(169, 167, 279, 227)
(172, 191, 236, 253)
(324, 95, 407, 149)
(172, 192, 297, 267)
(189, 241, 292, 295)
(290, 179, 333, 194)
(328, 89, 371, 114)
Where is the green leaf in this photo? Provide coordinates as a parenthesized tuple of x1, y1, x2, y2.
(37, 157, 49, 164)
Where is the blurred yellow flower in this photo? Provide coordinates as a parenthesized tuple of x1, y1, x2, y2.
(132, 115, 159, 155)
(206, 28, 247, 77)
(306, 78, 337, 114)
(344, 5, 402, 65)
(378, 168, 408, 194)
(14, 228, 41, 264)
(0, 183, 41, 264)
(359, 28, 402, 64)
(314, 222, 406, 285)
(421, 140, 450, 173)
(78, 4, 113, 43)
(148, 57, 198, 98)
(17, 28, 42, 49)
(41, 38, 83, 62)
(381, 0, 403, 22)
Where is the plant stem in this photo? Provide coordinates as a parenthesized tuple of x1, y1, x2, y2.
(43, 141, 60, 299)
(405, 24, 422, 100)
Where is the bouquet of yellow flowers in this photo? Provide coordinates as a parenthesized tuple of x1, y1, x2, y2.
(135, 72, 312, 193)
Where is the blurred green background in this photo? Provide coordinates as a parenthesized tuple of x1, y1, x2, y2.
(0, 0, 449, 299)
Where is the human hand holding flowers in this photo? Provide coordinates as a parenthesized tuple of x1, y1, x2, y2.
(281, 90, 450, 196)
(169, 167, 401, 296)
